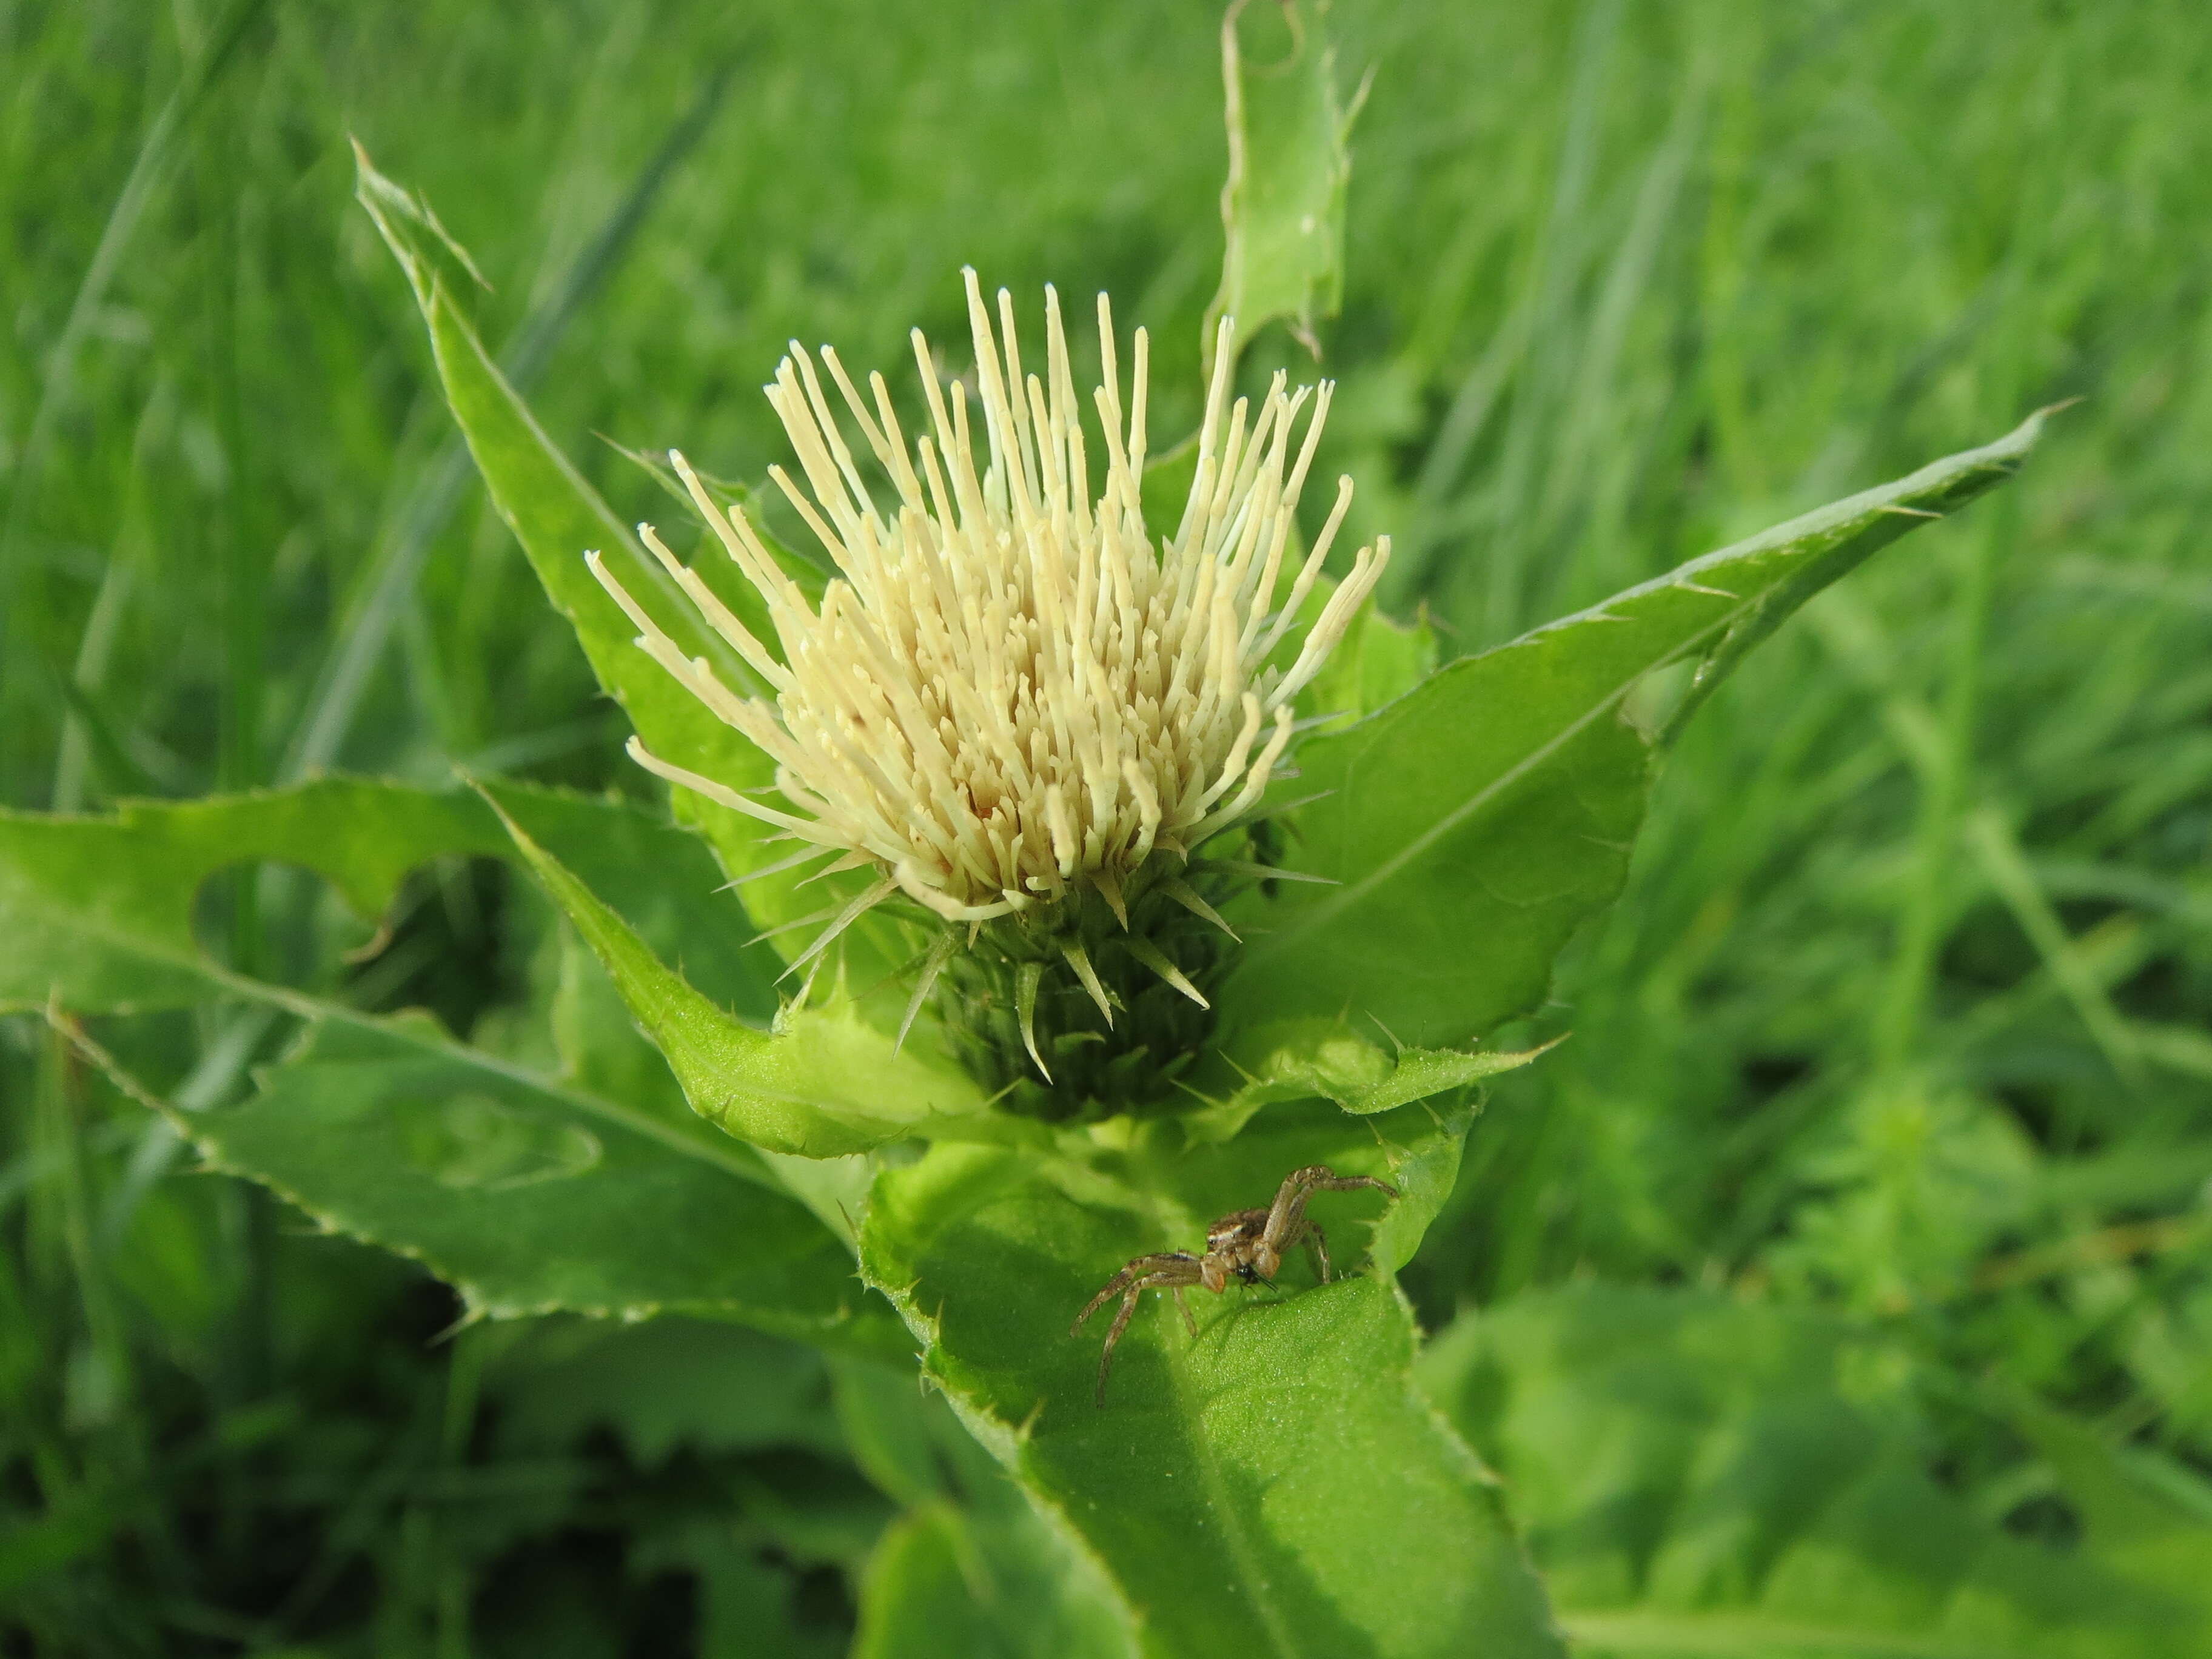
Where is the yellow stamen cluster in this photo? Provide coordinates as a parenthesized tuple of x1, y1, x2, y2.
(588, 270, 1387, 983)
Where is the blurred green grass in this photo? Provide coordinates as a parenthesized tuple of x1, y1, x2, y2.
(4, 0, 2210, 1651)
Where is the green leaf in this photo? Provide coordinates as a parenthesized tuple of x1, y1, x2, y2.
(0, 775, 769, 1018)
(1301, 598, 1439, 723)
(1182, 1016, 1546, 1148)
(640, 1524, 859, 1659)
(856, 1504, 1137, 1659)
(836, 1358, 1138, 1659)
(1223, 412, 2052, 1051)
(1204, 0, 1361, 363)
(8, 774, 886, 1342)
(353, 145, 892, 983)
(1238, 1021, 1550, 1116)
(858, 1099, 1566, 1659)
(2009, 1399, 2212, 1622)
(1419, 1285, 2212, 1659)
(857, 1508, 1034, 1659)
(65, 1014, 900, 1351)
(0, 779, 489, 1013)
(486, 1316, 847, 1465)
(479, 783, 989, 1158)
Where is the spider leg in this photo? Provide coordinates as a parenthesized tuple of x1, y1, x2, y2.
(1171, 1285, 1196, 1336)
(1096, 1285, 1145, 1407)
(1301, 1220, 1332, 1284)
(1072, 1272, 1139, 1335)
(1262, 1165, 1398, 1256)
(1317, 1174, 1399, 1198)
(1093, 1264, 1202, 1407)
(1072, 1252, 1200, 1335)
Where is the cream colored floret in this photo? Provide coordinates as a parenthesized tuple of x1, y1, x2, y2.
(588, 270, 1387, 970)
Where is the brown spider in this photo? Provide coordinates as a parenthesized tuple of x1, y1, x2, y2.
(1071, 1164, 1398, 1406)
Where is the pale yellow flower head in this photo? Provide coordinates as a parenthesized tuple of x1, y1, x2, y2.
(589, 270, 1386, 1004)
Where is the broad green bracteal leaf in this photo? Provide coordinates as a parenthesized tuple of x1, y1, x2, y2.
(480, 785, 988, 1158)
(1204, 0, 1360, 364)
(1222, 412, 2051, 1051)
(354, 146, 897, 989)
(64, 1014, 900, 1352)
(1420, 1285, 2212, 1659)
(858, 1098, 1566, 1659)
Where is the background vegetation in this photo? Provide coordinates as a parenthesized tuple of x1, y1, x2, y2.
(5, 0, 2210, 1652)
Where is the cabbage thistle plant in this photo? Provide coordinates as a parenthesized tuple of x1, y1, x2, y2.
(1, 18, 2054, 1657)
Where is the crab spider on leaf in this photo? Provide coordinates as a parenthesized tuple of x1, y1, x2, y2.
(1072, 1164, 1397, 1406)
